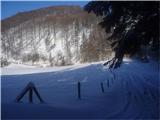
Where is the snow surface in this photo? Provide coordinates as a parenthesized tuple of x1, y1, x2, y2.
(1, 58, 160, 119)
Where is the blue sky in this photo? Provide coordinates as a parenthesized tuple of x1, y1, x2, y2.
(1, 1, 90, 20)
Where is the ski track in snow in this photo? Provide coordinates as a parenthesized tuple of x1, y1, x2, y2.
(1, 59, 159, 119)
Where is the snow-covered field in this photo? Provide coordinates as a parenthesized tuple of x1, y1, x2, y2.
(1, 59, 159, 119)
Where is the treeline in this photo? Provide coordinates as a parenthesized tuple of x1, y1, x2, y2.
(1, 6, 112, 66)
(1, 6, 83, 32)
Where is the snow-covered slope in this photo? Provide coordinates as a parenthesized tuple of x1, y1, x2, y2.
(1, 6, 105, 66)
(1, 59, 159, 119)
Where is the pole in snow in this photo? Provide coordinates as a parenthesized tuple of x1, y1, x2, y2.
(77, 81, 81, 99)
(101, 82, 104, 93)
(15, 82, 44, 103)
(29, 89, 33, 103)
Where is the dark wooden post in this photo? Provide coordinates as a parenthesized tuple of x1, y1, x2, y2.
(101, 82, 104, 93)
(15, 84, 30, 102)
(29, 89, 33, 103)
(77, 81, 81, 99)
(15, 82, 44, 103)
(33, 87, 44, 103)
